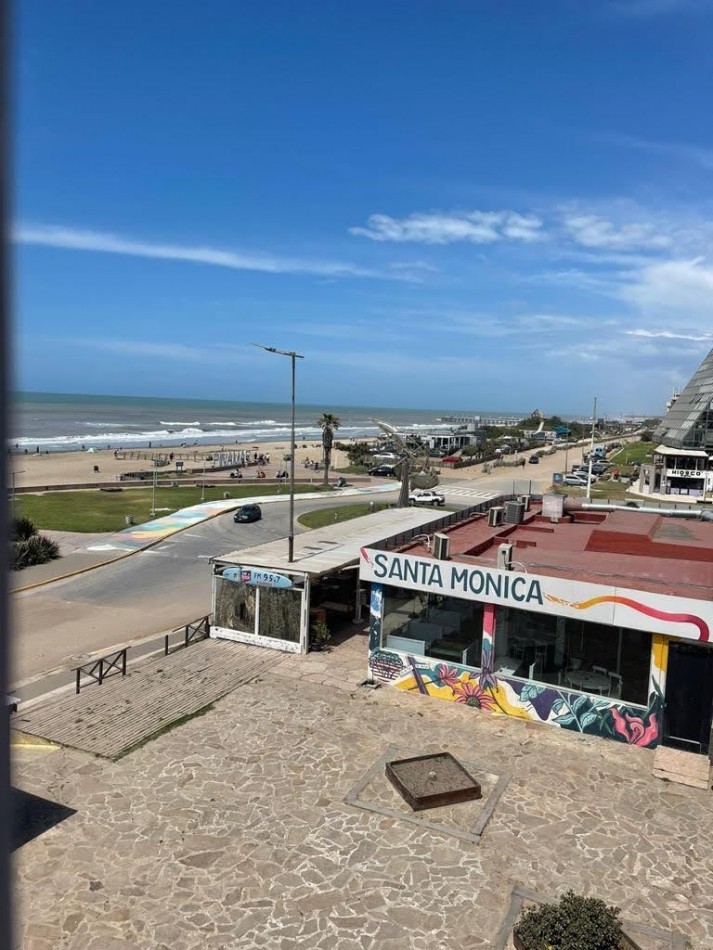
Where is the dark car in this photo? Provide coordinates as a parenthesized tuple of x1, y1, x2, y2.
(528, 455, 540, 464)
(234, 504, 262, 523)
(368, 465, 398, 477)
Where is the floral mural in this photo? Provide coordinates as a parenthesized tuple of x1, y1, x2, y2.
(368, 650, 664, 749)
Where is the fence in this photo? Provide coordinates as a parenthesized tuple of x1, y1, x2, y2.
(74, 647, 128, 694)
(164, 615, 211, 656)
(374, 494, 519, 552)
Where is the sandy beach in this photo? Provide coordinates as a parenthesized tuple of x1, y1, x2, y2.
(10, 440, 355, 490)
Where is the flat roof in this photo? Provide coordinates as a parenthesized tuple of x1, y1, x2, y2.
(655, 444, 708, 458)
(213, 507, 455, 577)
(392, 502, 713, 601)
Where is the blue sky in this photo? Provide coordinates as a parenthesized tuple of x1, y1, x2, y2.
(13, 0, 713, 415)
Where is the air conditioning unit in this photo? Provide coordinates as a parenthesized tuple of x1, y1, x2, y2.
(497, 542, 513, 570)
(488, 506, 504, 527)
(432, 533, 450, 560)
(504, 500, 525, 524)
(518, 494, 531, 511)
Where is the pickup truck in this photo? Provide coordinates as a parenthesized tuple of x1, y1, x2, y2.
(408, 489, 446, 506)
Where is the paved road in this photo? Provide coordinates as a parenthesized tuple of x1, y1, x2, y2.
(11, 451, 596, 686)
(12, 494, 391, 683)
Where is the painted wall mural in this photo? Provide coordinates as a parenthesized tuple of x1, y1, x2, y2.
(368, 650, 663, 749)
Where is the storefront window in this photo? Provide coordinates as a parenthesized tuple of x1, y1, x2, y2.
(381, 584, 483, 667)
(257, 587, 302, 643)
(494, 606, 650, 705)
(215, 577, 257, 634)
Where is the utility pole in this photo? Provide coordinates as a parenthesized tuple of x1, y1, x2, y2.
(253, 344, 304, 562)
(586, 396, 597, 502)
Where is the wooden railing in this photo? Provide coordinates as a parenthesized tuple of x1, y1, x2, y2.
(164, 615, 211, 656)
(74, 648, 128, 694)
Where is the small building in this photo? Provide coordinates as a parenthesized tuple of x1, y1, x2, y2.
(359, 498, 713, 755)
(209, 505, 487, 654)
(642, 347, 713, 499)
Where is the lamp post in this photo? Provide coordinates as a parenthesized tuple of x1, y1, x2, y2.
(201, 456, 207, 503)
(586, 396, 597, 502)
(253, 344, 304, 562)
(151, 460, 158, 516)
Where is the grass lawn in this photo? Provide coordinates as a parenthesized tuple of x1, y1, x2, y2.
(16, 483, 327, 533)
(610, 441, 655, 466)
(298, 502, 391, 529)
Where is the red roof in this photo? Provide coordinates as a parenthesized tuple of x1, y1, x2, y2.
(396, 502, 713, 601)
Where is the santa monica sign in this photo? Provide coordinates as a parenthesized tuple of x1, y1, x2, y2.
(366, 550, 544, 605)
(358, 546, 712, 643)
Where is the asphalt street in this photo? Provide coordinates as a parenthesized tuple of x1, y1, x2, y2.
(11, 494, 382, 684)
(10, 455, 575, 687)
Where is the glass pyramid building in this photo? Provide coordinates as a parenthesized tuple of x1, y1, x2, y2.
(654, 347, 713, 451)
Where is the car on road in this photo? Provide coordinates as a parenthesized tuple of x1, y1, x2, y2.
(368, 464, 399, 477)
(528, 455, 540, 464)
(408, 489, 445, 506)
(234, 504, 262, 523)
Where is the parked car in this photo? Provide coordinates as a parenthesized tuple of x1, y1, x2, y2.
(562, 474, 592, 487)
(368, 464, 398, 477)
(234, 504, 262, 523)
(408, 489, 445, 506)
(528, 455, 540, 464)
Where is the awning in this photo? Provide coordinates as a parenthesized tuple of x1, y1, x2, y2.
(655, 445, 709, 458)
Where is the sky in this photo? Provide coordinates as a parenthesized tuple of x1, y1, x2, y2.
(12, 0, 713, 416)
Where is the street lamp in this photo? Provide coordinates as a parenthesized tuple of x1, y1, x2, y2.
(253, 344, 304, 562)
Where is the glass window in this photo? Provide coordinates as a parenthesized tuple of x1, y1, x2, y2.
(493, 606, 650, 705)
(257, 587, 302, 643)
(215, 577, 257, 634)
(381, 584, 483, 667)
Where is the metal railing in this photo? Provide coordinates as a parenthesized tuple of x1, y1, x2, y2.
(74, 648, 128, 694)
(164, 615, 210, 656)
(375, 495, 513, 551)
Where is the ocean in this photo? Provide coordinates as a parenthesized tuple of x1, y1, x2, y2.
(11, 392, 527, 453)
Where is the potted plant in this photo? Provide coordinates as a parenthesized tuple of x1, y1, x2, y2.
(514, 890, 626, 950)
(310, 619, 332, 652)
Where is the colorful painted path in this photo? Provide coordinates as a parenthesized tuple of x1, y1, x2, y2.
(84, 484, 398, 553)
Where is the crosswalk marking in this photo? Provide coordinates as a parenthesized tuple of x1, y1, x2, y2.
(442, 487, 499, 499)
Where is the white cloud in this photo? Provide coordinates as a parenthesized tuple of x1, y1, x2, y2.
(626, 328, 713, 341)
(596, 131, 713, 172)
(14, 223, 386, 280)
(618, 257, 713, 315)
(561, 213, 671, 251)
(61, 337, 252, 363)
(349, 210, 546, 245)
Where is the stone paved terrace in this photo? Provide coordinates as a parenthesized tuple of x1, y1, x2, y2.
(11, 641, 713, 950)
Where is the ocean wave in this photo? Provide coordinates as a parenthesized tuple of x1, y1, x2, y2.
(84, 421, 147, 428)
(10, 419, 478, 452)
(159, 420, 200, 426)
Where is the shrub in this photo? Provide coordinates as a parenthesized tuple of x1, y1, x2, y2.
(12, 533, 60, 571)
(515, 890, 624, 950)
(12, 516, 37, 541)
(310, 619, 331, 648)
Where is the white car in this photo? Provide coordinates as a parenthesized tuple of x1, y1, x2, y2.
(562, 473, 593, 487)
(408, 489, 445, 506)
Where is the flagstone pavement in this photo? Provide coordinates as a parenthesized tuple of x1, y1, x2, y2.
(12, 630, 713, 949)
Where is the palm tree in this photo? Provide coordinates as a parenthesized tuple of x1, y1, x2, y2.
(317, 412, 340, 486)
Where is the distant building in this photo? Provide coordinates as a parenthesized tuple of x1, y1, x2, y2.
(640, 348, 713, 499)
